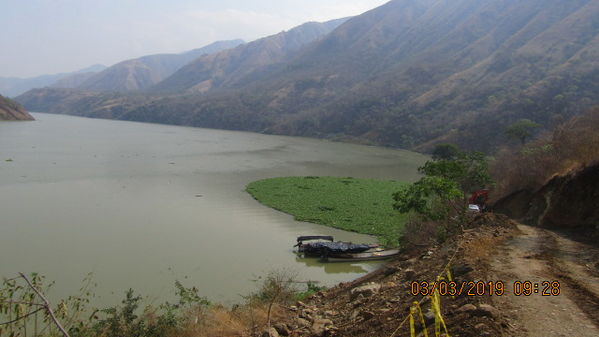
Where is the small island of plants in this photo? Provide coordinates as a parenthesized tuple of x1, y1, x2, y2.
(246, 176, 410, 246)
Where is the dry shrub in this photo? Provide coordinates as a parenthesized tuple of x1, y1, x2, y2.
(174, 305, 246, 337)
(492, 106, 599, 200)
(175, 270, 297, 337)
(400, 212, 456, 249)
(401, 218, 440, 249)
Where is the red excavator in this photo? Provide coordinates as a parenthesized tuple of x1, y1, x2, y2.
(469, 189, 489, 212)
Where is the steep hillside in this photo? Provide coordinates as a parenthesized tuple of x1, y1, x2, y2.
(0, 95, 34, 120)
(17, 0, 599, 151)
(0, 64, 106, 97)
(151, 19, 348, 93)
(76, 40, 244, 91)
(492, 106, 599, 236)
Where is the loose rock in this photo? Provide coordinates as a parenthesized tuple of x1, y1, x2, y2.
(457, 303, 477, 313)
(424, 310, 436, 325)
(382, 281, 397, 289)
(297, 318, 311, 328)
(274, 323, 290, 336)
(261, 327, 280, 337)
(360, 311, 375, 321)
(475, 323, 488, 330)
(324, 310, 338, 317)
(478, 304, 500, 318)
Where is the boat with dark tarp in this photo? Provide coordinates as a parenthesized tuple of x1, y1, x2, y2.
(294, 236, 400, 262)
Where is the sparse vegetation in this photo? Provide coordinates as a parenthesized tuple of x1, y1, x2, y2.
(493, 106, 599, 199)
(394, 147, 492, 247)
(431, 143, 460, 161)
(505, 119, 541, 145)
(246, 176, 410, 247)
(0, 270, 317, 337)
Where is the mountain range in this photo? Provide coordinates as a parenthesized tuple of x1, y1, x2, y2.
(151, 18, 348, 93)
(17, 0, 599, 152)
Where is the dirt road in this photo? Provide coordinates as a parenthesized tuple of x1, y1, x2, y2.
(490, 224, 599, 337)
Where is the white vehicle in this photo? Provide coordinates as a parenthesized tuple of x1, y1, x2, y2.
(468, 204, 481, 212)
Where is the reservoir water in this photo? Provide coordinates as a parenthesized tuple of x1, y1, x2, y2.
(0, 113, 427, 305)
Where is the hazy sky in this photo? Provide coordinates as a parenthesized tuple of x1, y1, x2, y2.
(1, 0, 388, 78)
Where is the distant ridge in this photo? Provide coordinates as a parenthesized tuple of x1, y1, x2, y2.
(76, 40, 245, 91)
(150, 18, 349, 93)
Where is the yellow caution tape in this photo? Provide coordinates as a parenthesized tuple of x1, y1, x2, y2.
(445, 266, 455, 299)
(445, 267, 453, 283)
(414, 301, 429, 337)
(399, 252, 459, 337)
(409, 306, 416, 337)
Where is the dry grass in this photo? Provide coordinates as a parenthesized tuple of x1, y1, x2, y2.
(174, 304, 288, 337)
(173, 270, 299, 337)
(492, 106, 599, 200)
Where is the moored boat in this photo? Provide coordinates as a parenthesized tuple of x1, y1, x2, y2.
(294, 236, 399, 262)
(295, 236, 378, 257)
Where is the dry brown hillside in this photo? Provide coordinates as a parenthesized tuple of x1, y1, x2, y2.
(0, 94, 34, 120)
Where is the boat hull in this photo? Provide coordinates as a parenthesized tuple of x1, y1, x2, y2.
(321, 249, 401, 262)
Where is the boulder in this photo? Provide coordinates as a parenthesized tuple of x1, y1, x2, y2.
(350, 283, 381, 301)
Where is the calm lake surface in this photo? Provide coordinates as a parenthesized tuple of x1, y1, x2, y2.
(0, 113, 427, 305)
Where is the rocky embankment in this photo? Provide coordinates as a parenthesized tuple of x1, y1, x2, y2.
(0, 95, 34, 120)
(264, 214, 519, 337)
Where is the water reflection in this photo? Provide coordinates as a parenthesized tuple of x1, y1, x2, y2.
(294, 256, 375, 274)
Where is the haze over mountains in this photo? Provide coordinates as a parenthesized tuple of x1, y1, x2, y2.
(151, 18, 348, 93)
(75, 40, 244, 91)
(0, 64, 106, 97)
(0, 41, 244, 97)
(17, 0, 599, 152)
